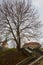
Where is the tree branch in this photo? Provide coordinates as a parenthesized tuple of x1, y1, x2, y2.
(6, 17, 18, 45)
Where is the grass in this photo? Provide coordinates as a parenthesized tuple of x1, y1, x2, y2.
(0, 48, 42, 65)
(0, 48, 28, 65)
(40, 48, 43, 50)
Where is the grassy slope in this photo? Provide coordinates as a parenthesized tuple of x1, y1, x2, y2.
(0, 48, 27, 65)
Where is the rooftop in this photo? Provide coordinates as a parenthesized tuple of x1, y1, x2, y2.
(23, 42, 41, 49)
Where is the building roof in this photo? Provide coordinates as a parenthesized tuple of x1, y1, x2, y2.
(23, 42, 41, 49)
(1, 40, 8, 48)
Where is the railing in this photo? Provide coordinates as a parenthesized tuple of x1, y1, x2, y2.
(16, 56, 36, 65)
(28, 55, 43, 65)
(22, 48, 32, 56)
(24, 48, 32, 53)
(16, 48, 43, 65)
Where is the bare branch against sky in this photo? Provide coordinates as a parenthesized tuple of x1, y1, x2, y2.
(0, 0, 42, 49)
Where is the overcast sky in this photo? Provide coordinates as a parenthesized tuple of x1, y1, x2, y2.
(32, 0, 43, 42)
(32, 0, 43, 23)
(0, 0, 43, 42)
(0, 0, 43, 21)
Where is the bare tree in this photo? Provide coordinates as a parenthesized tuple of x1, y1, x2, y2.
(0, 0, 41, 50)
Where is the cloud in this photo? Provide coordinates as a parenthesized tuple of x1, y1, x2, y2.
(32, 0, 43, 21)
(32, 0, 43, 8)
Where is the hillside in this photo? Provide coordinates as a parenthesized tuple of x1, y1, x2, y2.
(0, 48, 27, 65)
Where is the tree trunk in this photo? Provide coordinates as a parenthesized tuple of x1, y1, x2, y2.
(17, 43, 21, 51)
(17, 31, 21, 51)
(17, 23, 21, 51)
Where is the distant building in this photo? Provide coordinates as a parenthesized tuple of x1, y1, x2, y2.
(1, 40, 8, 48)
(23, 42, 41, 49)
(0, 40, 8, 50)
(23, 42, 41, 57)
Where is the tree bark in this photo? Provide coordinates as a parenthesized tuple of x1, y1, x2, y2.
(17, 22, 21, 50)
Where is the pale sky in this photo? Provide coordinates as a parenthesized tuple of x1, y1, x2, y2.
(0, 0, 43, 22)
(32, 0, 43, 42)
(32, 0, 43, 22)
(0, 0, 43, 42)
